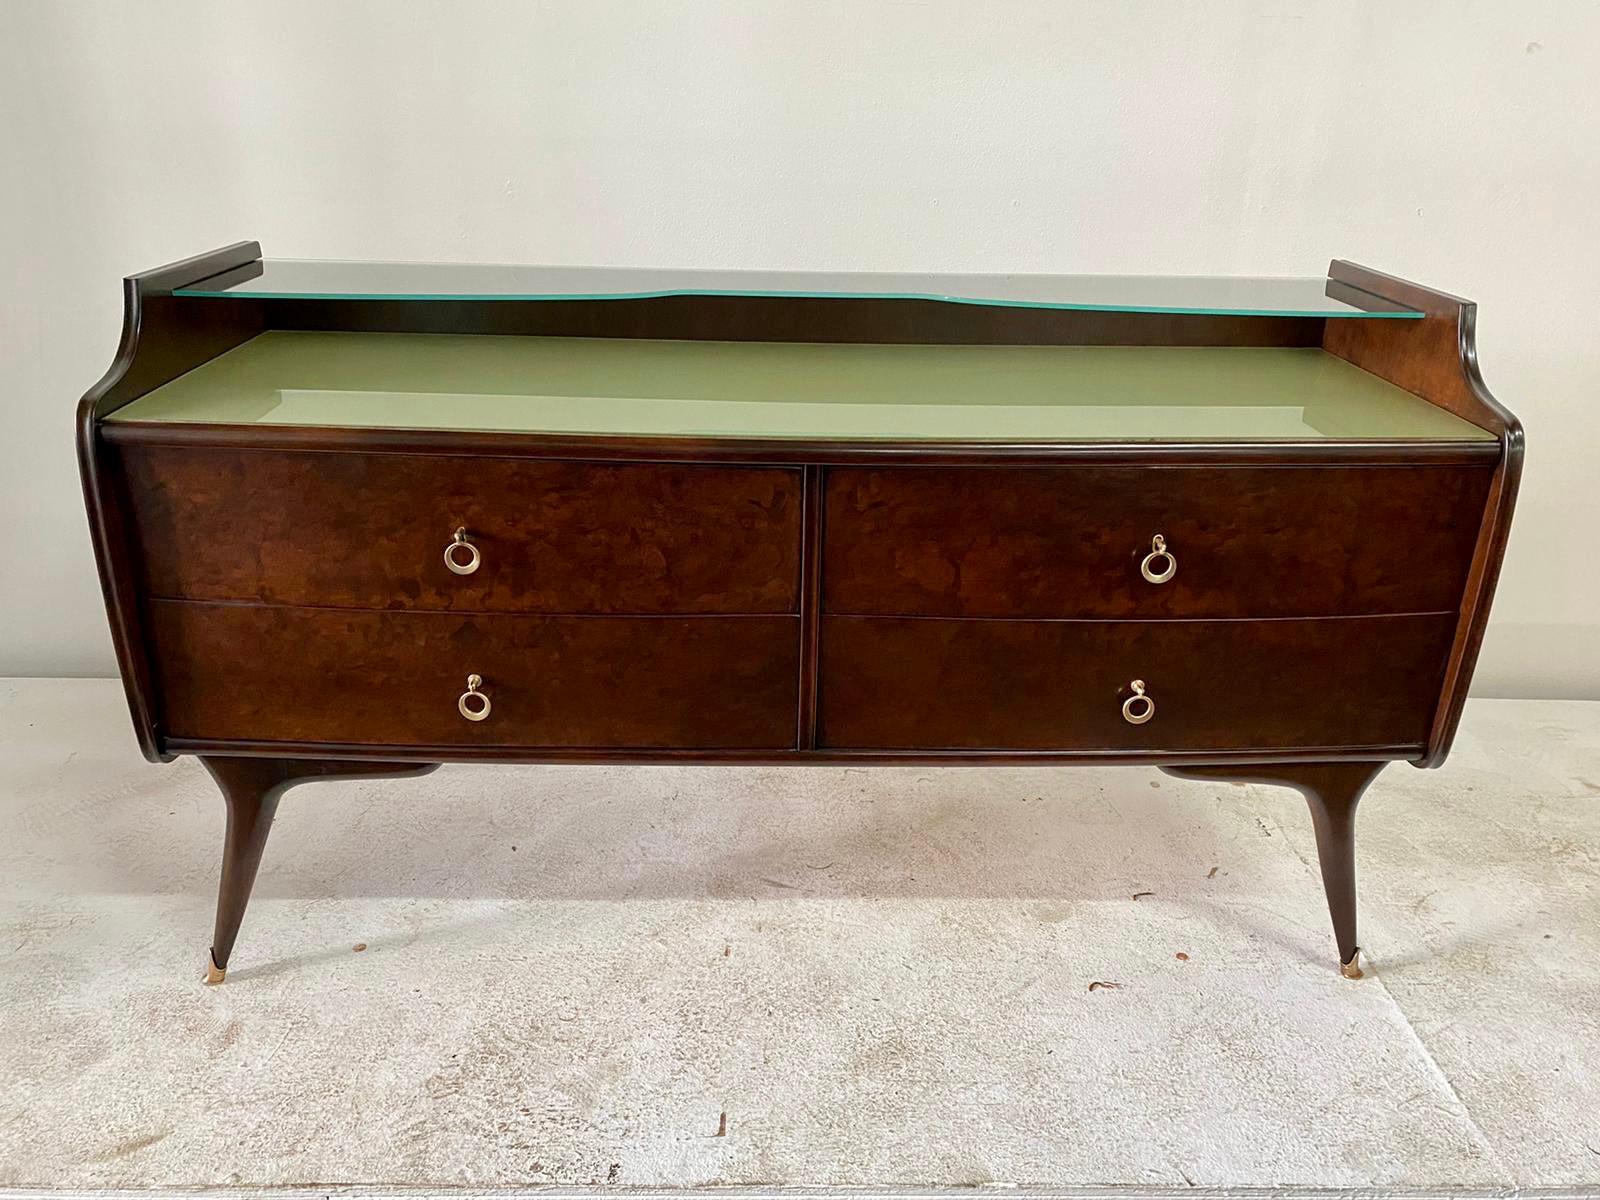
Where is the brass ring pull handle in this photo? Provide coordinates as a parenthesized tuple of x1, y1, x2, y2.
(1140, 534, 1176, 584)
(1122, 679, 1155, 725)
(458, 673, 492, 722)
(444, 527, 481, 576)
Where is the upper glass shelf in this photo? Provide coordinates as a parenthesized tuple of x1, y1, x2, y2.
(173, 260, 1423, 319)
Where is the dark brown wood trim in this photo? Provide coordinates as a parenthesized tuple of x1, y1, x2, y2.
(76, 241, 265, 762)
(100, 420, 1501, 467)
(1322, 261, 1523, 767)
(797, 465, 825, 748)
(166, 737, 1424, 766)
(1424, 447, 1521, 765)
(129, 241, 264, 300)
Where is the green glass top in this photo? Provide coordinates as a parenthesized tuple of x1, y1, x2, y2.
(173, 260, 1422, 319)
(109, 332, 1492, 443)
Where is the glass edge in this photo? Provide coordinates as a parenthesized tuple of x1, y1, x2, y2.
(170, 285, 1422, 318)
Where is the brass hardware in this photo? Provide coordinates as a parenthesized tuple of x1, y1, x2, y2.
(204, 951, 226, 986)
(1340, 948, 1364, 980)
(1140, 534, 1176, 584)
(458, 673, 492, 722)
(1121, 679, 1155, 725)
(444, 527, 481, 576)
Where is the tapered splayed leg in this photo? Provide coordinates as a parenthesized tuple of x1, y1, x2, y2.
(199, 756, 439, 984)
(1159, 761, 1389, 978)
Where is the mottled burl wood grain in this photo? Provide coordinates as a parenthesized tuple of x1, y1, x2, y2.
(824, 466, 1492, 619)
(120, 448, 802, 614)
(818, 613, 1455, 751)
(151, 602, 799, 748)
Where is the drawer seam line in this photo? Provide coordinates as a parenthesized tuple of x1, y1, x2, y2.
(144, 596, 799, 619)
(821, 609, 1458, 624)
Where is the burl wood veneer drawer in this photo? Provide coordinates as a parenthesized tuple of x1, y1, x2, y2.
(824, 466, 1493, 619)
(119, 448, 801, 614)
(817, 613, 1454, 751)
(149, 602, 800, 748)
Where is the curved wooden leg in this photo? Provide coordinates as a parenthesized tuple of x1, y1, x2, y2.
(199, 756, 439, 984)
(1160, 761, 1388, 978)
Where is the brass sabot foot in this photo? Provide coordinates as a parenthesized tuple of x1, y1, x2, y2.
(1340, 948, 1364, 980)
(204, 950, 226, 986)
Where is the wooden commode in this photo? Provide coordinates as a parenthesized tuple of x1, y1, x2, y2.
(77, 245, 1522, 983)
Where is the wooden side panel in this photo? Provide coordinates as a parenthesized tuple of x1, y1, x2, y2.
(120, 448, 802, 614)
(1324, 262, 1514, 433)
(77, 243, 267, 761)
(1323, 261, 1523, 767)
(825, 466, 1491, 619)
(150, 602, 800, 749)
(1322, 315, 1484, 428)
(818, 614, 1454, 751)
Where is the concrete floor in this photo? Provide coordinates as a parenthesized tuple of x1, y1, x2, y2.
(0, 678, 1596, 1193)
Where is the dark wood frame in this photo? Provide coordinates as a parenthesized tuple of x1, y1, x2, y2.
(77, 244, 1521, 981)
(1321, 261, 1523, 766)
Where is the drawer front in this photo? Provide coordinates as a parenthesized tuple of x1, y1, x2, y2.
(151, 602, 799, 748)
(818, 614, 1453, 751)
(121, 448, 801, 614)
(824, 466, 1492, 618)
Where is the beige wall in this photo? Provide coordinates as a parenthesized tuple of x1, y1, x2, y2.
(2, 1, 1596, 696)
